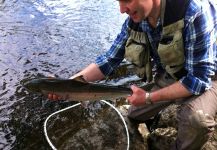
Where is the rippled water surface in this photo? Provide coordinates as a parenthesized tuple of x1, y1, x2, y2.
(0, 0, 128, 149)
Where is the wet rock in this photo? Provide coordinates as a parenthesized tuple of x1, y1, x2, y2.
(157, 104, 178, 129)
(203, 118, 217, 150)
(148, 127, 177, 150)
(118, 105, 148, 150)
(120, 104, 217, 150)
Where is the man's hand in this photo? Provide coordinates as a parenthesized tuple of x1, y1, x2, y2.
(127, 85, 147, 106)
(45, 74, 62, 101)
(47, 93, 62, 101)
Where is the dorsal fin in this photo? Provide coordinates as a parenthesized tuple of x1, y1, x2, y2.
(73, 75, 87, 83)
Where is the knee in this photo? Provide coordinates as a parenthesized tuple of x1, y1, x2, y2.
(127, 106, 151, 122)
(178, 107, 216, 132)
(189, 110, 215, 131)
(127, 106, 142, 121)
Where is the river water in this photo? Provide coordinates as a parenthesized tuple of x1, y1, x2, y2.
(0, 0, 130, 149)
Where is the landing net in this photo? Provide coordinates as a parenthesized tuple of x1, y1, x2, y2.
(44, 100, 130, 150)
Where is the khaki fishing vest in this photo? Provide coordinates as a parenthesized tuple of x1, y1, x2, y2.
(125, 0, 188, 82)
(125, 28, 152, 82)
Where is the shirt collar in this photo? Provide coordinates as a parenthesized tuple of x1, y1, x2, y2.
(141, 18, 162, 32)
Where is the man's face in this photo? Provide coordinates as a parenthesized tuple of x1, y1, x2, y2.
(118, 0, 153, 22)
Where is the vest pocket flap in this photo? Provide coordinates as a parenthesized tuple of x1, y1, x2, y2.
(158, 43, 184, 65)
(158, 31, 184, 66)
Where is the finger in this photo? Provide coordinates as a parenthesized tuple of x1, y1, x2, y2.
(48, 93, 53, 100)
(130, 84, 138, 91)
(52, 94, 59, 100)
(126, 96, 133, 104)
(130, 84, 136, 88)
(126, 95, 131, 100)
(57, 96, 62, 100)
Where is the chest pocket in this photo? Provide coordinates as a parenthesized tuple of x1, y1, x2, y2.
(125, 29, 152, 82)
(158, 19, 185, 80)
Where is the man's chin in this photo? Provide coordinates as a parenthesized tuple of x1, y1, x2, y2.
(130, 15, 143, 22)
(131, 17, 142, 23)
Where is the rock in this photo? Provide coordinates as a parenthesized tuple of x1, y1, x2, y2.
(148, 127, 177, 150)
(120, 104, 217, 150)
(118, 105, 149, 150)
(157, 104, 178, 129)
(203, 118, 217, 150)
(144, 104, 217, 150)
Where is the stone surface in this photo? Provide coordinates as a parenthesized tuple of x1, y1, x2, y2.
(119, 104, 217, 150)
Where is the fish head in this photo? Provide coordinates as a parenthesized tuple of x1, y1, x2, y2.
(23, 79, 42, 93)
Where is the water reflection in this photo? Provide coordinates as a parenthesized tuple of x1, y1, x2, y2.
(0, 0, 127, 149)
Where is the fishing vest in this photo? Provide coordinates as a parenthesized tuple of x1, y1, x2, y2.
(125, 0, 190, 82)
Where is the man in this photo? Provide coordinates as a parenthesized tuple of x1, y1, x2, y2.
(49, 0, 217, 149)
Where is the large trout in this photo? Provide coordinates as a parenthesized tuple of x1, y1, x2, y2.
(24, 76, 133, 101)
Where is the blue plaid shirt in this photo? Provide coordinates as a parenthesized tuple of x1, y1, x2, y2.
(96, 0, 217, 95)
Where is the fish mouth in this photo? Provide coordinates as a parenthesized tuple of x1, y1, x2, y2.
(22, 80, 41, 93)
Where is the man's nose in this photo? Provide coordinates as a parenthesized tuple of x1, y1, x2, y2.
(119, 3, 129, 14)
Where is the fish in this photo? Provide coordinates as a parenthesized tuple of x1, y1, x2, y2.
(23, 76, 133, 101)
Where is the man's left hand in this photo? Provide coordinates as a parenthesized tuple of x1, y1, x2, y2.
(127, 85, 147, 106)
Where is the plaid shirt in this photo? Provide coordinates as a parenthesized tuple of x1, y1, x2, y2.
(96, 0, 217, 95)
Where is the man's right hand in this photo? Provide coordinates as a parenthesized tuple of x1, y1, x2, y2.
(46, 74, 62, 101)
(47, 93, 62, 100)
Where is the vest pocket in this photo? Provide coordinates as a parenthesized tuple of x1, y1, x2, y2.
(125, 32, 152, 81)
(158, 30, 185, 68)
(125, 40, 146, 67)
(158, 30, 185, 79)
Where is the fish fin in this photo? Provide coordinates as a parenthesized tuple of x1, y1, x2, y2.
(73, 75, 87, 83)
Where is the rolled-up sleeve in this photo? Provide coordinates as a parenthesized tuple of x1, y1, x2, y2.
(180, 1, 217, 95)
(95, 17, 130, 77)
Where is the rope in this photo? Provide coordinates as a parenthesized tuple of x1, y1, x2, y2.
(44, 100, 130, 150)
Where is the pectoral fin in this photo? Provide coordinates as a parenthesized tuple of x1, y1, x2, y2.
(73, 75, 87, 83)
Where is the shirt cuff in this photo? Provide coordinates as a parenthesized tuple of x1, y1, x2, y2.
(179, 74, 211, 95)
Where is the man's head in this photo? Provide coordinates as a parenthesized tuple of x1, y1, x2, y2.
(118, 0, 160, 23)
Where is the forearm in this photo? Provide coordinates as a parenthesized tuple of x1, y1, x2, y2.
(69, 63, 105, 82)
(151, 81, 192, 103)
